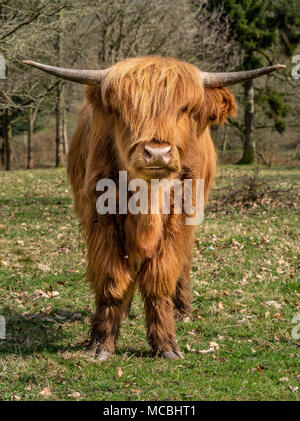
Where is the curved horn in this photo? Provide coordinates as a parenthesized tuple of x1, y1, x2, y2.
(22, 60, 110, 85)
(202, 64, 286, 88)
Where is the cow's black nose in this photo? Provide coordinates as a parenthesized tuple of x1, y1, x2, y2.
(144, 144, 172, 165)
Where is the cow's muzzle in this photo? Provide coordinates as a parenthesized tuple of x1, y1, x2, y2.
(143, 142, 172, 169)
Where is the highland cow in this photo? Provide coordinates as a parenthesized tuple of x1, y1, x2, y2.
(23, 56, 285, 360)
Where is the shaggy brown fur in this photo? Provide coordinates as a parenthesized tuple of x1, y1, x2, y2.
(67, 56, 237, 359)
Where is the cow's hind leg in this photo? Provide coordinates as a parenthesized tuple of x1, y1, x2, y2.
(173, 262, 192, 321)
(89, 281, 134, 360)
(142, 294, 183, 360)
(121, 286, 136, 321)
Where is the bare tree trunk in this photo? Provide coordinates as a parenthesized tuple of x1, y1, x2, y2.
(237, 79, 256, 164)
(27, 106, 34, 169)
(62, 104, 68, 155)
(3, 109, 12, 171)
(0, 137, 4, 168)
(55, 81, 64, 167)
(55, 22, 64, 168)
(222, 125, 228, 153)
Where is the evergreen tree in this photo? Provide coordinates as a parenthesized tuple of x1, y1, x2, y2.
(209, 0, 300, 164)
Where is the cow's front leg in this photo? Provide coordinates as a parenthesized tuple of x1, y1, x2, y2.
(142, 293, 183, 360)
(85, 218, 133, 360)
(89, 281, 134, 360)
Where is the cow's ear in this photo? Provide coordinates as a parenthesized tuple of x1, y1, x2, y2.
(203, 87, 237, 126)
(85, 86, 104, 110)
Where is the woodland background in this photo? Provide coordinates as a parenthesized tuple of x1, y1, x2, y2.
(0, 0, 299, 171)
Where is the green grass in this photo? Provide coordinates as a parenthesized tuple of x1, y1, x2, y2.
(0, 165, 299, 401)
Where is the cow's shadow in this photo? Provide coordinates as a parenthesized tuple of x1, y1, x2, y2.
(0, 307, 159, 358)
(0, 307, 91, 356)
(0, 307, 155, 359)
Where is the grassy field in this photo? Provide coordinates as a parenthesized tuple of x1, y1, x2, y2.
(0, 165, 299, 401)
